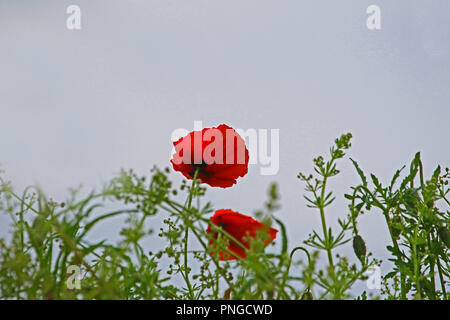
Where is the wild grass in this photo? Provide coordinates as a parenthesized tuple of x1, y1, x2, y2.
(0, 134, 448, 299)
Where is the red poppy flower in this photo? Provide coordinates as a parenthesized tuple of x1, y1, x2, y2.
(171, 124, 249, 188)
(206, 209, 278, 261)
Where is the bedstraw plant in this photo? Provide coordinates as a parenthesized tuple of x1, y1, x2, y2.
(0, 130, 448, 300)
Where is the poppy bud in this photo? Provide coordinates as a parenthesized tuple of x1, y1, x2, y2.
(438, 226, 450, 248)
(223, 288, 232, 300)
(391, 216, 402, 239)
(353, 235, 366, 264)
(403, 188, 420, 211)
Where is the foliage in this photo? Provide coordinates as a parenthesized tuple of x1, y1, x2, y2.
(0, 134, 448, 300)
(346, 153, 449, 299)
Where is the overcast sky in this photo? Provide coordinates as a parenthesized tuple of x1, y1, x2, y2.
(1, 0, 449, 296)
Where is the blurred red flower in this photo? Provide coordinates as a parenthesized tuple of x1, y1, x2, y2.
(171, 124, 249, 188)
(206, 209, 278, 261)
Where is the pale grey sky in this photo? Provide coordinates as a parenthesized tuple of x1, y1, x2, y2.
(1, 1, 449, 296)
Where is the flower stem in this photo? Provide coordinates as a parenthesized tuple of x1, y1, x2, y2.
(436, 256, 447, 299)
(183, 168, 200, 299)
(319, 175, 334, 269)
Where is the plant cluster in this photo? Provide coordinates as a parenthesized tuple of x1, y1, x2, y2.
(0, 129, 448, 300)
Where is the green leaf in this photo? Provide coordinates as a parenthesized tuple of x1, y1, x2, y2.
(274, 217, 288, 257)
(350, 158, 368, 187)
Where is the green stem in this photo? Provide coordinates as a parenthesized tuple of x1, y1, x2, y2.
(183, 168, 199, 299)
(278, 246, 312, 299)
(436, 257, 447, 299)
(427, 234, 436, 299)
(190, 226, 236, 295)
(382, 208, 407, 299)
(318, 175, 334, 269)
(412, 217, 422, 299)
